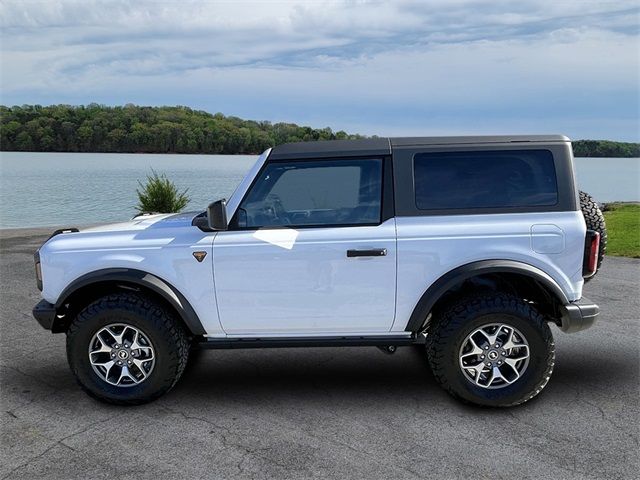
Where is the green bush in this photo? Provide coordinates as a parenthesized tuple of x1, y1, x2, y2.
(136, 170, 190, 213)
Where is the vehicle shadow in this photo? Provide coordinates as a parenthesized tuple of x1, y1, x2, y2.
(7, 342, 634, 414)
(174, 345, 435, 400)
(171, 344, 636, 410)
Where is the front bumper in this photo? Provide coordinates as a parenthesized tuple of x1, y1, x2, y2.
(32, 299, 57, 330)
(559, 296, 599, 333)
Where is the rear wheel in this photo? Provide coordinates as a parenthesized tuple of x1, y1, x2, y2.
(579, 190, 607, 281)
(66, 292, 189, 405)
(426, 294, 554, 407)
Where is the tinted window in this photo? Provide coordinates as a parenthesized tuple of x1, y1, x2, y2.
(236, 159, 382, 228)
(414, 150, 558, 210)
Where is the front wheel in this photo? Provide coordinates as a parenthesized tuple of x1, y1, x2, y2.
(426, 294, 555, 407)
(66, 292, 189, 405)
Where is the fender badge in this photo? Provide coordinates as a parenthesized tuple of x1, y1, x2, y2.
(192, 251, 207, 262)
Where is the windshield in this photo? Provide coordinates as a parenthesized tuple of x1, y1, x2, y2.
(224, 148, 271, 222)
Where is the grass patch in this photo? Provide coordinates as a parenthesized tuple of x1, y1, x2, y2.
(603, 203, 640, 258)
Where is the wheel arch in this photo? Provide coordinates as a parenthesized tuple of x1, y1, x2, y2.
(51, 268, 206, 336)
(405, 260, 570, 333)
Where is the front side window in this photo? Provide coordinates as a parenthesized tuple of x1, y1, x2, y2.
(235, 158, 383, 228)
(414, 150, 558, 210)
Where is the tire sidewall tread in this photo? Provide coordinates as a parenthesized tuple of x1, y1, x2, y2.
(426, 293, 555, 407)
(66, 292, 189, 405)
(579, 190, 607, 281)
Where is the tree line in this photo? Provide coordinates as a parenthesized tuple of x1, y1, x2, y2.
(0, 104, 364, 154)
(571, 140, 639, 158)
(1, 104, 638, 157)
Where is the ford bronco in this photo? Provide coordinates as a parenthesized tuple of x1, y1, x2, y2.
(32, 135, 606, 407)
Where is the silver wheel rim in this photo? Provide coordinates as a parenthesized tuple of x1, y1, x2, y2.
(459, 322, 530, 389)
(89, 323, 156, 387)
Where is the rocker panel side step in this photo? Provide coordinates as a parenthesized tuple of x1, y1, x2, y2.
(197, 335, 419, 350)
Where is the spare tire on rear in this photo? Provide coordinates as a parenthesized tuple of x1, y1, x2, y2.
(579, 190, 607, 281)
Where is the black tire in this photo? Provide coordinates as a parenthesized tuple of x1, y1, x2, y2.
(66, 292, 189, 405)
(579, 190, 607, 281)
(426, 294, 554, 407)
(183, 340, 207, 373)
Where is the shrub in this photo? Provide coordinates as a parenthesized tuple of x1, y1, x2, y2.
(136, 169, 190, 213)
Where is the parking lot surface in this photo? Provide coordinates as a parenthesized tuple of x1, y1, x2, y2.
(1, 228, 638, 479)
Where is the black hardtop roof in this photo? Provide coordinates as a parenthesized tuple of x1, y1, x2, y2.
(268, 135, 570, 159)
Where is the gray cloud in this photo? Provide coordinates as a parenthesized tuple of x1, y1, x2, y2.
(1, 0, 638, 140)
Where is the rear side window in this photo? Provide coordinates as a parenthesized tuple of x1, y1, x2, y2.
(414, 150, 558, 210)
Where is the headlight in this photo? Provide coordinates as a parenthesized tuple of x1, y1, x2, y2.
(34, 250, 42, 291)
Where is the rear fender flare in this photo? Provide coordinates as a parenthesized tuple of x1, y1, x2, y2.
(404, 260, 569, 332)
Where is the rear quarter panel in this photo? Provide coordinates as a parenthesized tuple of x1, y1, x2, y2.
(392, 211, 586, 331)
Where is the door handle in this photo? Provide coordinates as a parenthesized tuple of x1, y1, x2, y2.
(346, 248, 387, 258)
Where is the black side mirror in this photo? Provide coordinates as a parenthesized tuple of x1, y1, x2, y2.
(207, 199, 228, 231)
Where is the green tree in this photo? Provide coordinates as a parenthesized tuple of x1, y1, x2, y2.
(77, 124, 93, 151)
(14, 131, 34, 150)
(3, 104, 637, 157)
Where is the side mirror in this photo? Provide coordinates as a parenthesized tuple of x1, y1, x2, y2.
(207, 199, 228, 231)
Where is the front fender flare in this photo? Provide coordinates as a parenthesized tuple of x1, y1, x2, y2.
(55, 268, 206, 335)
(404, 260, 570, 332)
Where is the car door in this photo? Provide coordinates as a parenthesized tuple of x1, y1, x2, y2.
(213, 156, 396, 335)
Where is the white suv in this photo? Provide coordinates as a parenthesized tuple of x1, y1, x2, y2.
(32, 135, 605, 407)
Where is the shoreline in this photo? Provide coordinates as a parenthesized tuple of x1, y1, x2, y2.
(1, 151, 258, 156)
(2, 151, 639, 159)
(0, 227, 59, 240)
(0, 225, 100, 239)
(2, 201, 639, 232)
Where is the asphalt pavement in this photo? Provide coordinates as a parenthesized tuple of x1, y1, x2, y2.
(1, 228, 638, 479)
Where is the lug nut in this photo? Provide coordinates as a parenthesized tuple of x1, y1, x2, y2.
(111, 353, 115, 358)
(484, 346, 489, 350)
(117, 361, 122, 365)
(485, 362, 491, 367)
(498, 361, 502, 365)
(502, 351, 507, 356)
(114, 344, 119, 349)
(127, 360, 132, 365)
(480, 355, 485, 359)
(495, 344, 501, 348)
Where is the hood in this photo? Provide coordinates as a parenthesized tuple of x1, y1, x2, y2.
(81, 211, 202, 233)
(39, 211, 207, 256)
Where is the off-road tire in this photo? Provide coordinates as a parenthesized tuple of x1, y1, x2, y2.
(66, 292, 189, 405)
(426, 294, 555, 407)
(579, 190, 607, 281)
(183, 340, 207, 374)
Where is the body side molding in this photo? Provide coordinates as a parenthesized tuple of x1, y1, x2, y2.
(55, 268, 206, 335)
(404, 260, 570, 332)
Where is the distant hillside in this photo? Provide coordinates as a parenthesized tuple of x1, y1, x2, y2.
(571, 140, 639, 158)
(1, 104, 638, 157)
(0, 104, 363, 154)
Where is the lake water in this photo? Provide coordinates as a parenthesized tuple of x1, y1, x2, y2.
(0, 152, 638, 229)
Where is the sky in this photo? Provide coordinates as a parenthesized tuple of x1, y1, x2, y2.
(1, 0, 639, 141)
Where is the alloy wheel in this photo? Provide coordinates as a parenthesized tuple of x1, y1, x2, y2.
(88, 323, 156, 387)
